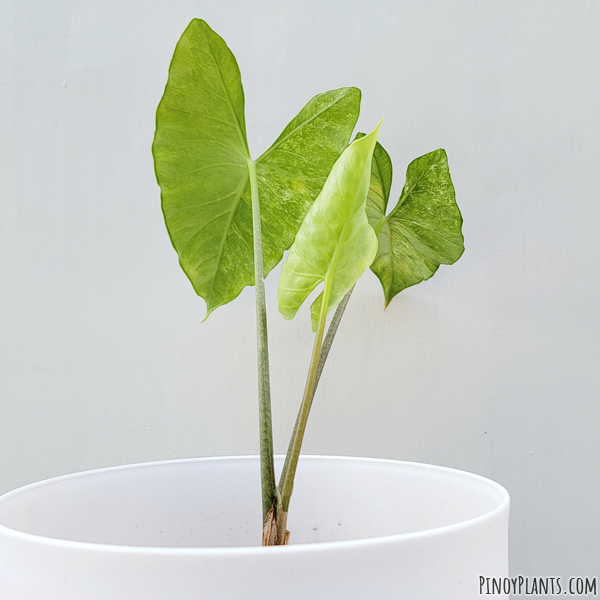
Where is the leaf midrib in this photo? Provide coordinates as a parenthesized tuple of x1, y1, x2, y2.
(393, 217, 463, 250)
(373, 155, 443, 267)
(200, 28, 252, 309)
(257, 92, 350, 163)
(396, 217, 461, 255)
(391, 157, 437, 217)
(205, 170, 250, 306)
(205, 31, 250, 159)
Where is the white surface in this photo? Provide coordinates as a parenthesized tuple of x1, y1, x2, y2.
(0, 0, 598, 579)
(0, 456, 509, 599)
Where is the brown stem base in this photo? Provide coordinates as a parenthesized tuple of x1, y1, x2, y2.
(262, 507, 290, 546)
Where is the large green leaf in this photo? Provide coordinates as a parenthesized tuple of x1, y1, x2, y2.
(278, 123, 381, 330)
(365, 146, 464, 306)
(152, 19, 361, 317)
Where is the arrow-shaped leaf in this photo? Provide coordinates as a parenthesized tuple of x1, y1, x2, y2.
(365, 146, 464, 306)
(153, 19, 361, 317)
(278, 123, 381, 330)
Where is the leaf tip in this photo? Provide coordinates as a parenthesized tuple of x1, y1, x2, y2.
(201, 296, 222, 323)
(340, 86, 362, 103)
(190, 17, 209, 28)
(383, 290, 396, 309)
(369, 117, 384, 139)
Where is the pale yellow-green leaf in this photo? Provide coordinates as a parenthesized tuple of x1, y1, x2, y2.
(278, 122, 382, 330)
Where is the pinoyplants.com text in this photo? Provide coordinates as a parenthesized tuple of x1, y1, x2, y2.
(479, 576, 597, 596)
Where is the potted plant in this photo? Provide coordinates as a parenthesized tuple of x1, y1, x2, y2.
(0, 19, 509, 599)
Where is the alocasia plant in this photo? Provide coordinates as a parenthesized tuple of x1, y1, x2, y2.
(153, 18, 463, 546)
(153, 18, 360, 536)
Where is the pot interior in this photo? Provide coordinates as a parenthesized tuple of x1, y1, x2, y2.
(0, 456, 507, 547)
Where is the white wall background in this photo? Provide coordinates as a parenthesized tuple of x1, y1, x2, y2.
(1, 0, 599, 581)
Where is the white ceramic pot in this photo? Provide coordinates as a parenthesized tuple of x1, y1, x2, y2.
(0, 456, 509, 599)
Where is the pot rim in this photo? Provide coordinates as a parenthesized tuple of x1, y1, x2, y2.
(0, 455, 510, 555)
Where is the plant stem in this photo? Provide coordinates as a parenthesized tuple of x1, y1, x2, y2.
(279, 279, 335, 512)
(278, 285, 355, 501)
(247, 159, 278, 521)
(373, 215, 388, 236)
(312, 285, 355, 404)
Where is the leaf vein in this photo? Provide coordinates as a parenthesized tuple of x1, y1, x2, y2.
(258, 92, 350, 163)
(178, 209, 232, 249)
(166, 191, 240, 216)
(393, 217, 462, 249)
(165, 108, 237, 129)
(183, 162, 247, 176)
